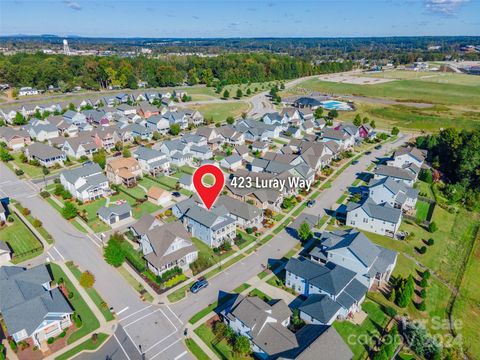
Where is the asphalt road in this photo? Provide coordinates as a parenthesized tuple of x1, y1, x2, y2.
(0, 163, 190, 360)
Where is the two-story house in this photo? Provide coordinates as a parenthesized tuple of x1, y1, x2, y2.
(139, 221, 198, 276)
(368, 177, 419, 211)
(345, 197, 402, 237)
(106, 157, 143, 187)
(0, 265, 73, 347)
(60, 163, 110, 202)
(134, 146, 170, 175)
(309, 230, 397, 288)
(387, 147, 427, 169)
(173, 198, 236, 248)
(373, 165, 417, 187)
(215, 195, 263, 229)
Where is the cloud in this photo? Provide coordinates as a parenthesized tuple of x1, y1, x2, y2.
(424, 0, 469, 15)
(62, 1, 81, 10)
(192, 15, 200, 20)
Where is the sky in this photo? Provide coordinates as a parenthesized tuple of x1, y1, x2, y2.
(0, 0, 479, 38)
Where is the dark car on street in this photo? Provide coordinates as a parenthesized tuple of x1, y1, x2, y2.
(190, 278, 209, 293)
(172, 191, 181, 197)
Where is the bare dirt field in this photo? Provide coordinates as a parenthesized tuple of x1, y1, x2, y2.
(317, 73, 396, 85)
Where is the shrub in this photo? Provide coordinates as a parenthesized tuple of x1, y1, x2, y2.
(417, 301, 426, 311)
(79, 271, 95, 288)
(418, 246, 427, 254)
(422, 270, 431, 279)
(32, 219, 42, 228)
(21, 207, 31, 216)
(15, 169, 24, 176)
(40, 190, 50, 198)
(9, 340, 17, 352)
(104, 239, 125, 267)
(426, 238, 434, 246)
(245, 227, 253, 234)
(91, 333, 98, 343)
(7, 215, 14, 222)
(384, 306, 397, 318)
(73, 312, 83, 328)
(420, 289, 427, 298)
(59, 331, 66, 338)
(420, 277, 428, 288)
(47, 337, 55, 344)
(62, 201, 78, 220)
(428, 221, 438, 233)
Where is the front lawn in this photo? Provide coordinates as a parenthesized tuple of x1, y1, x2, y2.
(0, 213, 43, 263)
(185, 338, 210, 360)
(66, 262, 115, 322)
(55, 333, 108, 360)
(333, 300, 389, 360)
(194, 323, 253, 360)
(415, 200, 431, 222)
(49, 263, 100, 344)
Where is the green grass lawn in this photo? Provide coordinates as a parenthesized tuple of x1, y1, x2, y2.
(415, 200, 431, 222)
(233, 283, 251, 293)
(7, 152, 44, 178)
(185, 338, 210, 360)
(248, 288, 272, 302)
(55, 333, 108, 360)
(414, 180, 435, 200)
(116, 266, 154, 302)
(0, 213, 43, 262)
(452, 228, 480, 360)
(236, 230, 257, 249)
(195, 323, 253, 360)
(49, 263, 100, 344)
(66, 262, 115, 322)
(15, 203, 54, 244)
(154, 174, 178, 190)
(333, 300, 389, 360)
(190, 102, 250, 123)
(295, 77, 480, 107)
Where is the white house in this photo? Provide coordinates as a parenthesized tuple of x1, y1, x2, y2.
(26, 123, 59, 141)
(139, 221, 198, 276)
(345, 197, 402, 237)
(220, 154, 242, 171)
(215, 195, 263, 229)
(19, 87, 39, 96)
(25, 143, 65, 167)
(387, 147, 427, 169)
(134, 146, 170, 175)
(97, 202, 132, 225)
(368, 177, 419, 211)
(60, 163, 110, 202)
(309, 230, 397, 289)
(374, 165, 417, 187)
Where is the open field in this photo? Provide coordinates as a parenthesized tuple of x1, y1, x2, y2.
(362, 70, 480, 86)
(294, 77, 480, 107)
(0, 213, 43, 262)
(190, 101, 250, 122)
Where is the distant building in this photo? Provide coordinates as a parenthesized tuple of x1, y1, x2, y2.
(19, 87, 39, 96)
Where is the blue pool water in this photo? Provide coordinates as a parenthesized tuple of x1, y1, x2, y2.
(320, 100, 352, 111)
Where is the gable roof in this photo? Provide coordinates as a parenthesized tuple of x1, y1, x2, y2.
(26, 143, 64, 160)
(97, 202, 132, 219)
(346, 197, 402, 223)
(374, 165, 416, 181)
(298, 294, 342, 324)
(215, 195, 261, 221)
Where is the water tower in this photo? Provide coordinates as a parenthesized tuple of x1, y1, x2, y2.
(63, 39, 70, 55)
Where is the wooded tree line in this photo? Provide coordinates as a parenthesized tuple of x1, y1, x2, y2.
(416, 128, 480, 209)
(0, 52, 352, 90)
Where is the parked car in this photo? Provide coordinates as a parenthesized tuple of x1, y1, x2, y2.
(172, 191, 181, 197)
(365, 151, 372, 155)
(375, 144, 382, 150)
(352, 160, 359, 165)
(307, 200, 316, 208)
(190, 278, 209, 293)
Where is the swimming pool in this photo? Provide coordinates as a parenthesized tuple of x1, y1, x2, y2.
(320, 100, 353, 111)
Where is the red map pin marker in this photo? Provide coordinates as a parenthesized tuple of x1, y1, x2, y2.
(192, 164, 225, 210)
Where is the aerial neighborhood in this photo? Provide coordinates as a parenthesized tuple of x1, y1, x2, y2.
(0, 84, 437, 360)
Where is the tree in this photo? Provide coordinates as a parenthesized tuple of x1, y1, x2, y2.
(92, 150, 107, 169)
(298, 222, 312, 242)
(13, 112, 27, 125)
(233, 335, 251, 355)
(363, 116, 369, 124)
(0, 147, 13, 162)
(236, 88, 243, 98)
(419, 169, 433, 184)
(62, 202, 78, 220)
(223, 89, 230, 99)
(328, 109, 338, 119)
(42, 166, 50, 175)
(314, 107, 324, 119)
(391, 127, 400, 136)
(388, 288, 396, 302)
(152, 131, 161, 141)
(114, 141, 123, 151)
(370, 120, 376, 129)
(353, 114, 362, 127)
(122, 148, 131, 158)
(246, 88, 251, 95)
(226, 116, 235, 125)
(428, 221, 438, 233)
(79, 271, 95, 288)
(170, 124, 181, 136)
(104, 239, 125, 267)
(212, 321, 228, 337)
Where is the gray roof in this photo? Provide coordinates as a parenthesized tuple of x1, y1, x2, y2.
(293, 326, 353, 360)
(224, 154, 242, 164)
(374, 165, 416, 181)
(336, 278, 368, 309)
(178, 174, 192, 186)
(346, 197, 402, 223)
(97, 202, 132, 219)
(294, 97, 321, 107)
(394, 147, 426, 162)
(0, 265, 73, 336)
(129, 213, 160, 237)
(215, 195, 261, 221)
(369, 177, 419, 202)
(285, 257, 358, 297)
(298, 294, 342, 324)
(134, 146, 164, 161)
(290, 214, 320, 231)
(0, 241, 9, 252)
(190, 144, 210, 154)
(322, 128, 349, 141)
(143, 222, 197, 270)
(227, 295, 296, 356)
(61, 163, 104, 184)
(26, 143, 64, 160)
